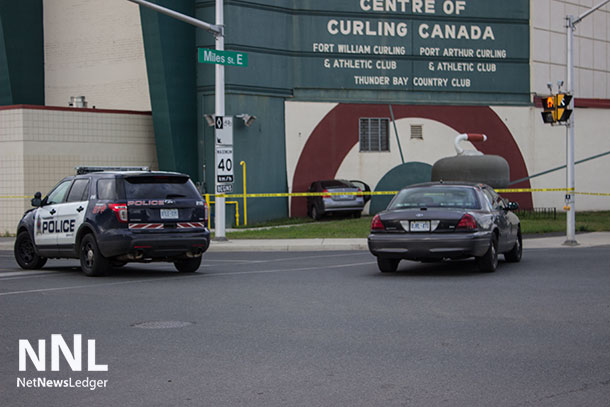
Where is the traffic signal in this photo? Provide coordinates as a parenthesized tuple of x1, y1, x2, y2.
(541, 93, 573, 124)
(541, 95, 557, 124)
(556, 93, 573, 122)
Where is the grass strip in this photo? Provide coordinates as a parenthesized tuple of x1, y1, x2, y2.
(225, 211, 610, 239)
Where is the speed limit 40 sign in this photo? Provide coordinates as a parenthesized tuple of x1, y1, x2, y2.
(216, 145, 234, 192)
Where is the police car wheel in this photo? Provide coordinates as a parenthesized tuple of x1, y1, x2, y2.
(14, 231, 47, 270)
(80, 234, 109, 276)
(174, 257, 202, 273)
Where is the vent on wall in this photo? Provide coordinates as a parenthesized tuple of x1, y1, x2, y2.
(410, 124, 423, 140)
(69, 96, 87, 108)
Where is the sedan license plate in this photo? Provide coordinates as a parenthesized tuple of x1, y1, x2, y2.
(160, 208, 179, 219)
(409, 220, 430, 232)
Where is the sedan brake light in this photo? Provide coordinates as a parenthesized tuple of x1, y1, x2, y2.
(371, 214, 385, 231)
(108, 203, 128, 223)
(456, 214, 477, 231)
(322, 189, 331, 199)
(357, 188, 363, 197)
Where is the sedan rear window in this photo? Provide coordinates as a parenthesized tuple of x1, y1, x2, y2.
(320, 180, 352, 189)
(389, 187, 481, 210)
(124, 176, 201, 199)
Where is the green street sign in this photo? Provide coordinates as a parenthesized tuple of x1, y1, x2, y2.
(198, 48, 248, 67)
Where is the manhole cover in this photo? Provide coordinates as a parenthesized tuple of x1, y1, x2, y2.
(131, 321, 194, 329)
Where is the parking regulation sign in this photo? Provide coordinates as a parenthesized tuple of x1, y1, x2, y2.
(215, 116, 233, 145)
(216, 145, 234, 193)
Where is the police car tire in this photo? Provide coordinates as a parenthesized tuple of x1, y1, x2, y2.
(174, 257, 202, 273)
(80, 234, 109, 276)
(14, 231, 47, 270)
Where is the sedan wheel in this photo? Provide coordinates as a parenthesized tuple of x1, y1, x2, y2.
(377, 258, 399, 273)
(174, 257, 202, 273)
(311, 205, 323, 221)
(477, 235, 498, 273)
(504, 229, 522, 263)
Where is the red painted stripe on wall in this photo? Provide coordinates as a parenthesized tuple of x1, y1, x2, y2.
(0, 104, 152, 115)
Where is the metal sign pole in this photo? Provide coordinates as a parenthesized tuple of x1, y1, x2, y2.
(125, 0, 228, 240)
(564, 15, 577, 246)
(563, 0, 610, 246)
(214, 0, 227, 241)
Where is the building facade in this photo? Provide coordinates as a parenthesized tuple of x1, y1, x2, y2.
(1, 0, 609, 230)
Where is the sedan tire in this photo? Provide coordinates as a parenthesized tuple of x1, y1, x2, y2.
(377, 257, 399, 273)
(311, 205, 323, 221)
(174, 257, 202, 273)
(504, 228, 522, 263)
(477, 235, 498, 273)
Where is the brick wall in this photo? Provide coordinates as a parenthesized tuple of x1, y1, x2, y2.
(0, 106, 157, 234)
(43, 0, 151, 110)
(532, 0, 610, 98)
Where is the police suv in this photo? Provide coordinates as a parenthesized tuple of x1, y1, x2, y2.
(14, 167, 210, 276)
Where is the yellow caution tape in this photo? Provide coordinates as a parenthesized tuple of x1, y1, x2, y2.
(4, 188, 610, 200)
(495, 188, 575, 193)
(575, 192, 610, 196)
(215, 191, 399, 199)
(218, 188, 578, 198)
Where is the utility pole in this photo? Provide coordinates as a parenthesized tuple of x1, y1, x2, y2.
(126, 0, 228, 240)
(563, 0, 610, 246)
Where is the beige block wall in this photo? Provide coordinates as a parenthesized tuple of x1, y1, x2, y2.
(43, 0, 151, 110)
(532, 0, 610, 98)
(0, 110, 26, 235)
(0, 107, 157, 234)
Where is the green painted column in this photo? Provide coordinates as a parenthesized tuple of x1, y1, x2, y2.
(0, 0, 44, 105)
(139, 0, 198, 178)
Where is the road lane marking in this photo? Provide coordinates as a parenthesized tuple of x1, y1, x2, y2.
(0, 275, 198, 297)
(209, 261, 376, 277)
(205, 252, 370, 265)
(0, 261, 376, 297)
(0, 272, 74, 280)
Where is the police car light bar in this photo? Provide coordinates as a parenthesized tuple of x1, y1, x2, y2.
(75, 166, 150, 175)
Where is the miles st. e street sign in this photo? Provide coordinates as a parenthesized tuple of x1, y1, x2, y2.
(198, 48, 248, 67)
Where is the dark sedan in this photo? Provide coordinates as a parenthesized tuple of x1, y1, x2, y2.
(368, 182, 522, 273)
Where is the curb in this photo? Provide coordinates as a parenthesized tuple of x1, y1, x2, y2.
(2, 234, 610, 253)
(207, 238, 369, 252)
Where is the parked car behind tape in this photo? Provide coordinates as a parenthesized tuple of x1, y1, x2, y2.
(306, 180, 369, 220)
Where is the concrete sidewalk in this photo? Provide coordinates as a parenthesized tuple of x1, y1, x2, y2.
(1, 233, 610, 253)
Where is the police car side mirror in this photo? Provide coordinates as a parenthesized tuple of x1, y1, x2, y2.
(507, 201, 519, 211)
(31, 192, 42, 207)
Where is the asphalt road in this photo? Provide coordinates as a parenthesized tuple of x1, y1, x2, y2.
(1, 247, 609, 407)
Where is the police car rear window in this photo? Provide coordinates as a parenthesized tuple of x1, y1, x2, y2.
(97, 179, 117, 200)
(123, 176, 201, 199)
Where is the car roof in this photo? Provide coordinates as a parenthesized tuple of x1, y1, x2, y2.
(402, 181, 490, 189)
(75, 170, 187, 178)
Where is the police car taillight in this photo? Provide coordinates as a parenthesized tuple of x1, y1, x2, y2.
(108, 203, 128, 223)
(203, 201, 208, 223)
